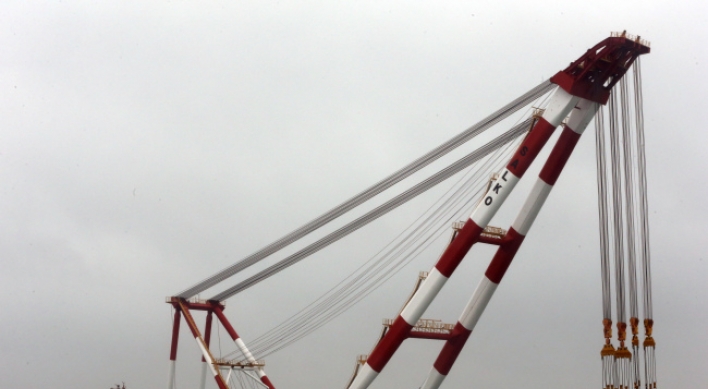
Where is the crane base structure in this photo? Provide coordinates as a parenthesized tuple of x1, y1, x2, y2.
(166, 297, 275, 389)
(166, 32, 655, 389)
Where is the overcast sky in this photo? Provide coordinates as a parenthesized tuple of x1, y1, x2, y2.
(1, 1, 707, 389)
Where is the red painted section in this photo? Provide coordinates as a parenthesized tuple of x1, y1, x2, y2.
(169, 310, 181, 360)
(184, 301, 221, 311)
(435, 220, 484, 277)
(432, 322, 473, 375)
(366, 316, 414, 372)
(538, 125, 582, 186)
(214, 375, 229, 389)
(179, 305, 202, 338)
(261, 375, 276, 389)
(505, 118, 556, 178)
(407, 332, 453, 341)
(484, 228, 526, 284)
(212, 306, 241, 341)
(167, 297, 223, 312)
(201, 311, 213, 362)
(550, 35, 649, 104)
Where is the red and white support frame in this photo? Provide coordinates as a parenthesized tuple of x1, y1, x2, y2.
(420, 98, 598, 389)
(199, 311, 214, 389)
(167, 309, 181, 389)
(176, 300, 230, 389)
(346, 87, 580, 389)
(212, 305, 276, 389)
(166, 298, 276, 389)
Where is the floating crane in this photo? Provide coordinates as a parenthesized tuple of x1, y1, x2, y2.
(165, 32, 655, 389)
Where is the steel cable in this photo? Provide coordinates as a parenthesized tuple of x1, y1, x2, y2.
(219, 94, 548, 357)
(633, 57, 657, 389)
(608, 90, 627, 326)
(248, 136, 522, 357)
(621, 75, 642, 389)
(217, 111, 533, 359)
(210, 119, 533, 301)
(633, 57, 653, 320)
(595, 105, 612, 321)
(596, 100, 616, 389)
(176, 81, 555, 298)
(596, 61, 654, 389)
(608, 89, 632, 389)
(620, 76, 640, 322)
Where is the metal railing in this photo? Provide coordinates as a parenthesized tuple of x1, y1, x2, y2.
(382, 318, 455, 334)
(611, 31, 651, 47)
(481, 226, 506, 239)
(212, 358, 265, 368)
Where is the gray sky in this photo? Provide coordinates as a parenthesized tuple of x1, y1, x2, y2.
(1, 1, 706, 388)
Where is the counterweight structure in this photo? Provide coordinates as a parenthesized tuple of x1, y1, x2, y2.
(166, 33, 653, 389)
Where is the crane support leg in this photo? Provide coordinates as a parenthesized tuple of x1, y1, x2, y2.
(420, 98, 598, 389)
(167, 309, 181, 389)
(175, 300, 230, 389)
(212, 305, 276, 389)
(347, 87, 579, 389)
(199, 311, 214, 389)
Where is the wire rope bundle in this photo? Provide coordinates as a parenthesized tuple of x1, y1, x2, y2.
(595, 58, 656, 389)
(219, 91, 555, 359)
(177, 80, 556, 299)
(250, 127, 526, 358)
(210, 119, 537, 301)
(221, 120, 530, 359)
(632, 57, 657, 389)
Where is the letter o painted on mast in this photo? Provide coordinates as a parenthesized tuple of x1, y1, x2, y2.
(484, 196, 493, 206)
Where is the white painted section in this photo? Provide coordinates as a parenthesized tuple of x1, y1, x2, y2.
(167, 360, 176, 389)
(468, 89, 578, 230)
(541, 88, 580, 126)
(225, 368, 233, 384)
(233, 339, 270, 382)
(470, 169, 520, 228)
(195, 338, 218, 376)
(199, 362, 208, 389)
(400, 268, 449, 325)
(459, 278, 498, 331)
(244, 371, 271, 388)
(348, 363, 379, 389)
(420, 368, 447, 389)
(235, 338, 257, 363)
(511, 179, 553, 235)
(566, 98, 599, 134)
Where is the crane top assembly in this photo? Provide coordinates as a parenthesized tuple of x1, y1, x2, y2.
(165, 32, 654, 389)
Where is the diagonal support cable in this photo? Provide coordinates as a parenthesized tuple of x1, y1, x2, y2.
(176, 80, 554, 299)
(210, 119, 533, 301)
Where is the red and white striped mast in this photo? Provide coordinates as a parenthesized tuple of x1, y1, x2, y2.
(421, 97, 599, 389)
(348, 86, 580, 389)
(348, 34, 649, 389)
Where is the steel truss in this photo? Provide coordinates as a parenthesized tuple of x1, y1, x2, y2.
(167, 298, 276, 389)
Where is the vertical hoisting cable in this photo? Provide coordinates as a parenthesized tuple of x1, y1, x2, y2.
(597, 58, 655, 389)
(608, 90, 632, 389)
(632, 57, 657, 389)
(595, 104, 615, 389)
(620, 76, 642, 389)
